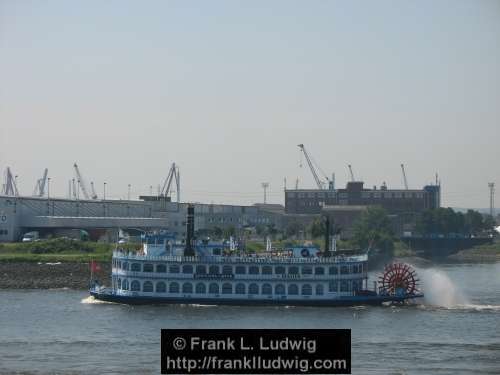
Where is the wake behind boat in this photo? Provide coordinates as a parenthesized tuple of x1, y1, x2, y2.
(90, 205, 423, 306)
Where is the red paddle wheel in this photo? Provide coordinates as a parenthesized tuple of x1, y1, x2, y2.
(378, 263, 419, 296)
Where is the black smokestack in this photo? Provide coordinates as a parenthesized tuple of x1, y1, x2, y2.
(184, 204, 195, 256)
(324, 214, 331, 257)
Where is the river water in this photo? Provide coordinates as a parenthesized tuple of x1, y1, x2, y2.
(0, 262, 499, 374)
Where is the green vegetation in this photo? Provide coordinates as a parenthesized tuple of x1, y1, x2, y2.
(0, 238, 127, 262)
(351, 207, 395, 257)
(448, 241, 500, 262)
(416, 208, 496, 236)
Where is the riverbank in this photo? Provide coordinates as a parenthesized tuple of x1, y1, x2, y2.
(447, 242, 500, 262)
(0, 262, 110, 289)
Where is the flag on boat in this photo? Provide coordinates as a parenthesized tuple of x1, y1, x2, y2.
(90, 260, 101, 273)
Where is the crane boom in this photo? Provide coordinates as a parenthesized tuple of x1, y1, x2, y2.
(33, 168, 49, 197)
(73, 163, 97, 200)
(401, 164, 409, 190)
(348, 164, 355, 182)
(298, 144, 326, 189)
(160, 162, 180, 202)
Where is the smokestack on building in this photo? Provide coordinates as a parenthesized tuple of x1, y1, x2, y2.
(184, 204, 195, 256)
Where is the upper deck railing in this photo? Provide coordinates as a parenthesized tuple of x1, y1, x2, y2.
(112, 251, 368, 264)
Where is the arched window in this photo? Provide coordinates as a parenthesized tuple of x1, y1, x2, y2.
(289, 266, 299, 275)
(302, 267, 312, 275)
(329, 281, 338, 293)
(209, 283, 219, 294)
(249, 266, 260, 275)
(340, 266, 349, 275)
(340, 281, 349, 292)
(316, 284, 324, 295)
(235, 266, 246, 274)
(248, 283, 259, 294)
(262, 266, 272, 275)
(169, 265, 180, 274)
(131, 263, 141, 272)
(235, 266, 247, 275)
(182, 282, 193, 294)
(182, 265, 193, 274)
(222, 265, 232, 274)
(275, 284, 286, 295)
(315, 267, 325, 275)
(143, 263, 154, 272)
(288, 284, 298, 295)
(302, 284, 312, 295)
(329, 266, 338, 275)
(131, 280, 140, 291)
(262, 283, 272, 295)
(222, 283, 232, 294)
(275, 266, 286, 274)
(195, 283, 206, 294)
(143, 281, 153, 292)
(156, 264, 166, 273)
(235, 283, 246, 294)
(122, 279, 129, 290)
(196, 265, 206, 274)
(209, 265, 219, 275)
(169, 282, 180, 293)
(156, 282, 166, 293)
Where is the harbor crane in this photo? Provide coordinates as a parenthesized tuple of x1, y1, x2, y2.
(297, 144, 332, 190)
(401, 164, 409, 190)
(1, 167, 19, 196)
(32, 168, 49, 197)
(348, 164, 355, 182)
(73, 163, 98, 200)
(160, 162, 180, 203)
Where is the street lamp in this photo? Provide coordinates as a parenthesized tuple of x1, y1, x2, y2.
(103, 182, 107, 201)
(128, 184, 131, 200)
(47, 177, 51, 200)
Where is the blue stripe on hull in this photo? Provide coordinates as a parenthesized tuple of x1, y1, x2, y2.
(89, 291, 422, 307)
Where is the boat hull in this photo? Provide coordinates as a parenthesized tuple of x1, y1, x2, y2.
(89, 290, 423, 307)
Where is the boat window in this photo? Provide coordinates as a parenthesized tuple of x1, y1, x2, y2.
(315, 267, 325, 275)
(248, 283, 259, 294)
(169, 282, 180, 293)
(182, 282, 193, 294)
(235, 266, 246, 274)
(352, 280, 361, 292)
(213, 248, 222, 256)
(262, 284, 272, 295)
(169, 265, 180, 274)
(249, 266, 260, 275)
(289, 266, 299, 275)
(117, 261, 121, 269)
(130, 280, 140, 291)
(209, 265, 219, 275)
(143, 281, 153, 292)
(182, 265, 193, 274)
(275, 284, 286, 295)
(143, 263, 154, 272)
(329, 266, 338, 275)
(156, 264, 166, 273)
(222, 283, 232, 294)
(302, 267, 312, 275)
(117, 278, 121, 289)
(131, 263, 141, 272)
(235, 283, 246, 294)
(301, 284, 312, 295)
(222, 265, 232, 274)
(351, 264, 358, 273)
(288, 284, 298, 295)
(329, 281, 338, 292)
(122, 279, 129, 290)
(340, 266, 349, 275)
(209, 283, 219, 294)
(340, 281, 349, 292)
(195, 283, 206, 294)
(122, 262, 128, 271)
(275, 266, 285, 274)
(156, 282, 166, 293)
(196, 265, 206, 274)
(316, 284, 324, 295)
(262, 266, 272, 275)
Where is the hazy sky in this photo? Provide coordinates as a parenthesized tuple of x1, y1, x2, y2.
(1, 0, 499, 207)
